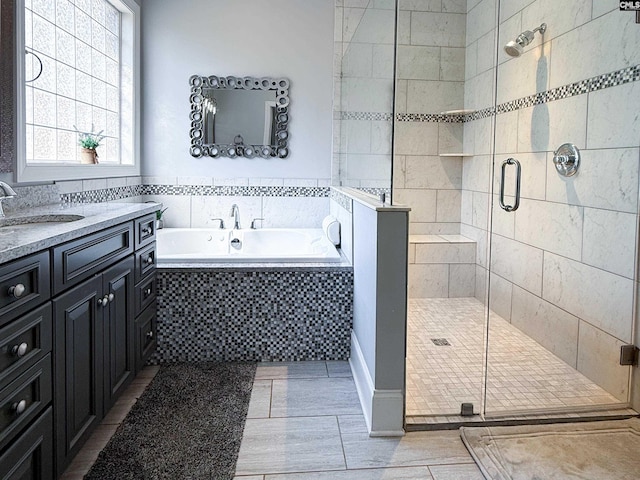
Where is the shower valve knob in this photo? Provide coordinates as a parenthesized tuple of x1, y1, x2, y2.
(553, 143, 580, 177)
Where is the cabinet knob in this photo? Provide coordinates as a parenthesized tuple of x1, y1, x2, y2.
(108, 293, 115, 302)
(146, 255, 154, 265)
(11, 342, 28, 358)
(144, 287, 152, 296)
(8, 283, 26, 298)
(142, 227, 152, 235)
(146, 330, 154, 340)
(98, 295, 109, 307)
(11, 399, 27, 416)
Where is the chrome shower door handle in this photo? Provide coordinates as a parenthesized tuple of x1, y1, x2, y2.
(499, 158, 521, 212)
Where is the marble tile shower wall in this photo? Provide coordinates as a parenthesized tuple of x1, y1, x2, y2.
(460, 1, 640, 401)
(393, 0, 467, 235)
(334, 0, 396, 189)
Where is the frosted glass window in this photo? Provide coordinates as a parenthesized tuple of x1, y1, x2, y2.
(25, 0, 121, 165)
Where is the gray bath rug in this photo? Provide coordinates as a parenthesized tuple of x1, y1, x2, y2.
(460, 418, 640, 480)
(85, 362, 256, 480)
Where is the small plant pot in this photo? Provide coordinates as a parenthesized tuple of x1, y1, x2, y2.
(156, 219, 164, 230)
(80, 148, 99, 164)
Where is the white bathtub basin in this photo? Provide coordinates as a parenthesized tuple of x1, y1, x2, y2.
(157, 228, 342, 263)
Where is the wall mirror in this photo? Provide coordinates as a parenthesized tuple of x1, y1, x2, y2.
(189, 75, 290, 159)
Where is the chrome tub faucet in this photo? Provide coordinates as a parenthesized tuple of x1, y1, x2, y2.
(230, 204, 241, 229)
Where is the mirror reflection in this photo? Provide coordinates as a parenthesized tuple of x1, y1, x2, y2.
(189, 75, 290, 159)
(202, 89, 278, 146)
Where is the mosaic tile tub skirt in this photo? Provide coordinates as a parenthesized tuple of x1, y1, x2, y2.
(150, 268, 354, 363)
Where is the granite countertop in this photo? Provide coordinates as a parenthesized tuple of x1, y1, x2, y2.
(0, 202, 161, 264)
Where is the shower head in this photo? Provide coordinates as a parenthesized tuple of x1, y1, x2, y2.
(504, 23, 547, 57)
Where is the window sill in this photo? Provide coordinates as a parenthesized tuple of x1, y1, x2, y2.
(17, 163, 140, 183)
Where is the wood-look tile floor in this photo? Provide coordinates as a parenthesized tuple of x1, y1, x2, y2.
(234, 361, 483, 479)
(64, 362, 483, 479)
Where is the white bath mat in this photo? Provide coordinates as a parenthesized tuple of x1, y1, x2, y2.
(460, 417, 640, 480)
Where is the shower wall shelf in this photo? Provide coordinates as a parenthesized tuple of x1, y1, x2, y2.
(440, 109, 475, 115)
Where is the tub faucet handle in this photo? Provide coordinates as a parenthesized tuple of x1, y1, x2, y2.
(250, 218, 264, 229)
(211, 218, 225, 229)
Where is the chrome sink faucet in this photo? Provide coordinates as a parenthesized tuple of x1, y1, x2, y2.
(0, 181, 17, 218)
(230, 204, 241, 229)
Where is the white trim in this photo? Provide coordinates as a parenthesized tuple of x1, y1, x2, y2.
(370, 389, 405, 437)
(349, 331, 405, 437)
(15, 0, 141, 183)
(349, 331, 375, 433)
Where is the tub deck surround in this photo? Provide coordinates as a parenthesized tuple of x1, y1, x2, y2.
(157, 227, 343, 264)
(0, 202, 160, 263)
(152, 266, 354, 364)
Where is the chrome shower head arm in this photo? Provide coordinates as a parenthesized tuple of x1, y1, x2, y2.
(533, 23, 547, 35)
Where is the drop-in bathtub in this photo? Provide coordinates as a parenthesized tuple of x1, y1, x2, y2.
(156, 227, 342, 263)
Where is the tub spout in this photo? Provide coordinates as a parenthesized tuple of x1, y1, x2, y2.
(230, 204, 241, 229)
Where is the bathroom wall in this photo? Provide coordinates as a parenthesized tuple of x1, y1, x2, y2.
(140, 0, 335, 228)
(334, 0, 395, 191)
(392, 0, 467, 235)
(461, 0, 640, 402)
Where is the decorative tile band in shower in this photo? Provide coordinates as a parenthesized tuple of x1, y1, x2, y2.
(60, 184, 331, 204)
(395, 113, 467, 123)
(150, 268, 354, 363)
(340, 111, 393, 121)
(393, 64, 640, 123)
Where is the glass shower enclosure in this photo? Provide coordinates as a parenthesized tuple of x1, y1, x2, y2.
(335, 0, 640, 426)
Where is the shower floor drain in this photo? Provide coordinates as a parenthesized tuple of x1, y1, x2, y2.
(431, 338, 451, 346)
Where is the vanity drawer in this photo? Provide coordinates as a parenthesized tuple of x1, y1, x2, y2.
(0, 251, 50, 328)
(135, 243, 156, 283)
(135, 275, 156, 317)
(0, 303, 52, 390)
(52, 222, 134, 294)
(134, 213, 156, 249)
(135, 302, 156, 372)
(0, 406, 53, 480)
(0, 354, 52, 452)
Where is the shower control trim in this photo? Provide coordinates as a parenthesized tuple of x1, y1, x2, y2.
(499, 158, 521, 212)
(553, 143, 580, 177)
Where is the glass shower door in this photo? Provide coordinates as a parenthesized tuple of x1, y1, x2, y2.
(484, 0, 639, 417)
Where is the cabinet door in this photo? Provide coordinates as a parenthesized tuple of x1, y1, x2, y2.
(102, 256, 135, 412)
(0, 407, 53, 480)
(53, 276, 103, 476)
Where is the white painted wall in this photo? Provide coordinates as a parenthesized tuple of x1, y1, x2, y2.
(141, 0, 334, 181)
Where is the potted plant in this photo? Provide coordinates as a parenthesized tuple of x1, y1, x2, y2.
(74, 124, 105, 164)
(156, 207, 168, 229)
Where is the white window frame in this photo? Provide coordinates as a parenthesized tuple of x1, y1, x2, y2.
(15, 0, 140, 183)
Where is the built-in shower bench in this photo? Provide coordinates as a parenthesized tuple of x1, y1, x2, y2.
(408, 234, 476, 298)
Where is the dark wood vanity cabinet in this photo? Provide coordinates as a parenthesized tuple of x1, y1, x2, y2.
(0, 211, 157, 479)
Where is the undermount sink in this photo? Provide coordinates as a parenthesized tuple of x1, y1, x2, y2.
(0, 214, 85, 229)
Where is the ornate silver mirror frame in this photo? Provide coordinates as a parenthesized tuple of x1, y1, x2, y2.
(189, 75, 290, 159)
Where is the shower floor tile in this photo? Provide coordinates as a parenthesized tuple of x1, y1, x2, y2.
(406, 298, 622, 418)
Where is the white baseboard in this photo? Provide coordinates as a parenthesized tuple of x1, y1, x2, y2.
(349, 331, 405, 437)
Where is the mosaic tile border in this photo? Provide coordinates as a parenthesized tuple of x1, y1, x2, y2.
(150, 269, 354, 363)
(60, 184, 331, 204)
(61, 185, 144, 204)
(330, 187, 353, 213)
(392, 64, 640, 123)
(140, 184, 330, 197)
(340, 111, 393, 121)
